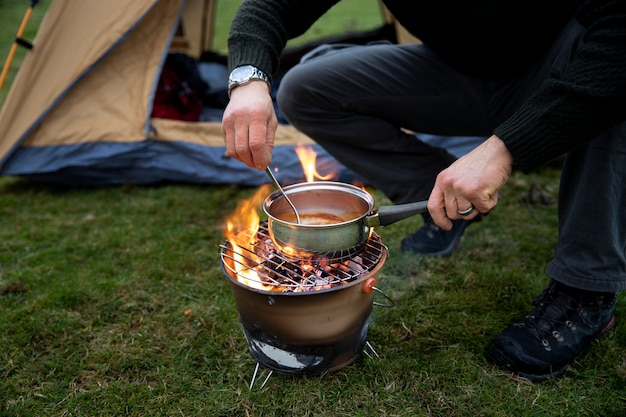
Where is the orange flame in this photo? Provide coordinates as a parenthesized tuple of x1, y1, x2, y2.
(295, 144, 335, 182)
(223, 184, 272, 290)
(223, 145, 335, 289)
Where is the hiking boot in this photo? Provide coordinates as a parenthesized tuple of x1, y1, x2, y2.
(486, 279, 617, 382)
(400, 212, 481, 257)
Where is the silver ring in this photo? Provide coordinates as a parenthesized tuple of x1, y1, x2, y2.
(457, 204, 475, 216)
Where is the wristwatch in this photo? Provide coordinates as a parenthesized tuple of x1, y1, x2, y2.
(228, 65, 271, 97)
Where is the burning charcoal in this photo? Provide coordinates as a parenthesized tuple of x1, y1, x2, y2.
(325, 263, 347, 280)
(323, 263, 336, 275)
(264, 238, 275, 251)
(314, 276, 332, 287)
(253, 238, 276, 259)
(314, 256, 329, 269)
(225, 222, 386, 293)
(312, 267, 324, 279)
(332, 256, 365, 276)
(345, 256, 366, 274)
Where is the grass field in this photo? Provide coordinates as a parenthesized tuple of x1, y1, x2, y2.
(1, 1, 625, 416)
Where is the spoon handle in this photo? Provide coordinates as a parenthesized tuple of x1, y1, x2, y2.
(265, 167, 301, 224)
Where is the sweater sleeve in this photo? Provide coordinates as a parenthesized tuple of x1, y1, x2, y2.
(494, 0, 626, 172)
(227, 0, 341, 78)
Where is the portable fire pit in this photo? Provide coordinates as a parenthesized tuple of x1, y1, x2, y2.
(220, 221, 391, 387)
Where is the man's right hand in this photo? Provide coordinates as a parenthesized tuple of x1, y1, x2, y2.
(428, 135, 513, 230)
(221, 81, 278, 170)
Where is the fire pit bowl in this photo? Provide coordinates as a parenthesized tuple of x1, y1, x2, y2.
(220, 228, 389, 376)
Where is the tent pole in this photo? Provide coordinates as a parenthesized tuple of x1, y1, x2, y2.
(0, 0, 40, 94)
(201, 0, 216, 53)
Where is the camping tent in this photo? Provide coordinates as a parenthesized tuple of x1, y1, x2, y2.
(0, 0, 481, 186)
(0, 0, 359, 186)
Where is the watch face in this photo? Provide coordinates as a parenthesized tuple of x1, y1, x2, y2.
(228, 66, 269, 97)
(230, 66, 256, 83)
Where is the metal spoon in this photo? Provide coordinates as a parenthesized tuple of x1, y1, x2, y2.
(265, 166, 301, 224)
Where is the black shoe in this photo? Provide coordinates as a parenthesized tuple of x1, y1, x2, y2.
(486, 279, 617, 382)
(400, 212, 481, 257)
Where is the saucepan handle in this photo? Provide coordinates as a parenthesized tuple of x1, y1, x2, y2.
(363, 201, 429, 227)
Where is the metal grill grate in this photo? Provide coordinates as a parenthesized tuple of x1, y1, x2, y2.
(220, 222, 386, 291)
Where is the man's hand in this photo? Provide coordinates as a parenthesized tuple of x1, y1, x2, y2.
(428, 135, 514, 230)
(221, 81, 278, 170)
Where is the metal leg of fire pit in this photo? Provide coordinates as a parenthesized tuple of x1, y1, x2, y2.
(362, 341, 380, 360)
(248, 341, 381, 389)
(250, 362, 274, 390)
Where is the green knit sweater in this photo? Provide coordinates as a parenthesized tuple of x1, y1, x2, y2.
(228, 0, 626, 172)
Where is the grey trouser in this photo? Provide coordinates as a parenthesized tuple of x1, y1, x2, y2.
(277, 20, 626, 292)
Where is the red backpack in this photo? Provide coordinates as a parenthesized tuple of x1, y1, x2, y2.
(151, 59, 203, 122)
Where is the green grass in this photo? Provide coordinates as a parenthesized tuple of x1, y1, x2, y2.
(212, 0, 385, 54)
(2, 170, 625, 416)
(1, 1, 625, 416)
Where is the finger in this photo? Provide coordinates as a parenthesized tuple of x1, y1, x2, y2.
(487, 191, 500, 210)
(222, 107, 256, 168)
(428, 184, 453, 231)
(248, 121, 270, 170)
(472, 189, 500, 214)
(265, 114, 278, 166)
(227, 111, 259, 168)
(222, 118, 240, 161)
(232, 128, 255, 168)
(456, 202, 475, 216)
(444, 192, 461, 221)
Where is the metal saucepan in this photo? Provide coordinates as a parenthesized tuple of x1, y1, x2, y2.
(263, 181, 428, 258)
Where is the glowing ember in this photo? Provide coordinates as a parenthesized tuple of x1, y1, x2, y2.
(220, 223, 385, 293)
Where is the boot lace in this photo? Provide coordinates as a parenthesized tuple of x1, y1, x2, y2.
(515, 282, 614, 352)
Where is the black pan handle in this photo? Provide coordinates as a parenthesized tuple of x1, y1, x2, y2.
(363, 201, 429, 227)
